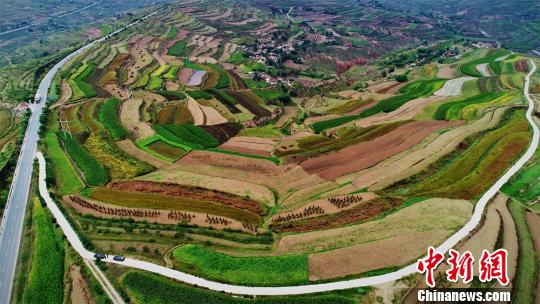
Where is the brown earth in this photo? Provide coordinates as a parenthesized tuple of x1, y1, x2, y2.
(437, 65, 454, 79)
(271, 197, 403, 233)
(269, 192, 379, 223)
(346, 107, 508, 189)
(65, 195, 257, 233)
(218, 136, 275, 156)
(308, 231, 446, 281)
(69, 265, 94, 304)
(284, 60, 309, 71)
(109, 180, 265, 215)
(299, 120, 463, 180)
(116, 139, 169, 169)
(275, 106, 298, 128)
(277, 198, 472, 254)
(119, 99, 155, 139)
(136, 168, 276, 206)
(367, 81, 399, 94)
(353, 96, 447, 128)
(178, 68, 194, 85)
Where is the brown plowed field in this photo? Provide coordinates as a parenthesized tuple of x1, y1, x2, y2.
(299, 120, 463, 180)
(346, 107, 508, 190)
(308, 231, 446, 280)
(116, 139, 169, 169)
(110, 180, 265, 215)
(65, 195, 256, 233)
(271, 197, 403, 233)
(277, 198, 472, 254)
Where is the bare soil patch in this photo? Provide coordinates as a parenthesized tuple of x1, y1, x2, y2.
(116, 139, 169, 168)
(277, 198, 472, 254)
(66, 195, 256, 233)
(120, 99, 155, 139)
(284, 60, 309, 71)
(69, 266, 94, 304)
(110, 180, 264, 214)
(308, 231, 447, 280)
(354, 96, 446, 128)
(137, 167, 276, 205)
(300, 120, 462, 180)
(271, 197, 403, 233)
(346, 107, 507, 189)
(437, 65, 454, 79)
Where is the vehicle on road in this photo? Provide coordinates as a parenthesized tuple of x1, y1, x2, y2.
(113, 255, 125, 262)
(94, 253, 107, 260)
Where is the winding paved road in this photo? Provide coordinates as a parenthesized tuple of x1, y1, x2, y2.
(34, 61, 537, 296)
(0, 10, 161, 303)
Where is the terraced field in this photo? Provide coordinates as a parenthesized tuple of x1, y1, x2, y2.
(37, 3, 538, 299)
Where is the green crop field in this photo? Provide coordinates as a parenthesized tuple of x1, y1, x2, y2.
(167, 26, 178, 40)
(433, 92, 505, 120)
(156, 90, 187, 100)
(153, 125, 202, 149)
(503, 149, 540, 208)
(168, 40, 187, 56)
(508, 200, 536, 304)
(147, 76, 164, 91)
(407, 110, 530, 199)
(253, 89, 289, 102)
(164, 124, 219, 148)
(147, 139, 188, 161)
(359, 78, 446, 117)
(87, 188, 262, 224)
(238, 125, 283, 139)
(459, 49, 511, 77)
(173, 244, 308, 285)
(311, 79, 445, 133)
(188, 90, 213, 100)
(81, 100, 103, 133)
(23, 200, 64, 304)
(68, 63, 97, 100)
(58, 132, 108, 186)
(207, 64, 230, 89)
(44, 133, 84, 194)
(98, 98, 127, 140)
(121, 271, 355, 304)
(164, 65, 180, 79)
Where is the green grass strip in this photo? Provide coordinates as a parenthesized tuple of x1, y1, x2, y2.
(173, 244, 308, 285)
(44, 133, 84, 194)
(121, 271, 355, 304)
(98, 98, 127, 140)
(23, 200, 64, 304)
(58, 132, 108, 186)
(507, 200, 536, 304)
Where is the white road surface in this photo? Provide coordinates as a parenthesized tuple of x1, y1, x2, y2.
(34, 61, 538, 295)
(0, 9, 161, 303)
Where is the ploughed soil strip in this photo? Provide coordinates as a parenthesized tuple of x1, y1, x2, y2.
(299, 120, 463, 180)
(270, 197, 403, 233)
(110, 180, 265, 215)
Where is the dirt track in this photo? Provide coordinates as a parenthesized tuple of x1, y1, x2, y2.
(300, 120, 462, 180)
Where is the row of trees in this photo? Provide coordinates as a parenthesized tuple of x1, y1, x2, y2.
(69, 195, 161, 218)
(273, 205, 325, 223)
(328, 195, 363, 209)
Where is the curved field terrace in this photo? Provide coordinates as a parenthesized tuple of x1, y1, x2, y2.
(31, 1, 539, 301)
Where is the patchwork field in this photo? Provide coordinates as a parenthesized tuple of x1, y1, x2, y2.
(37, 3, 538, 297)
